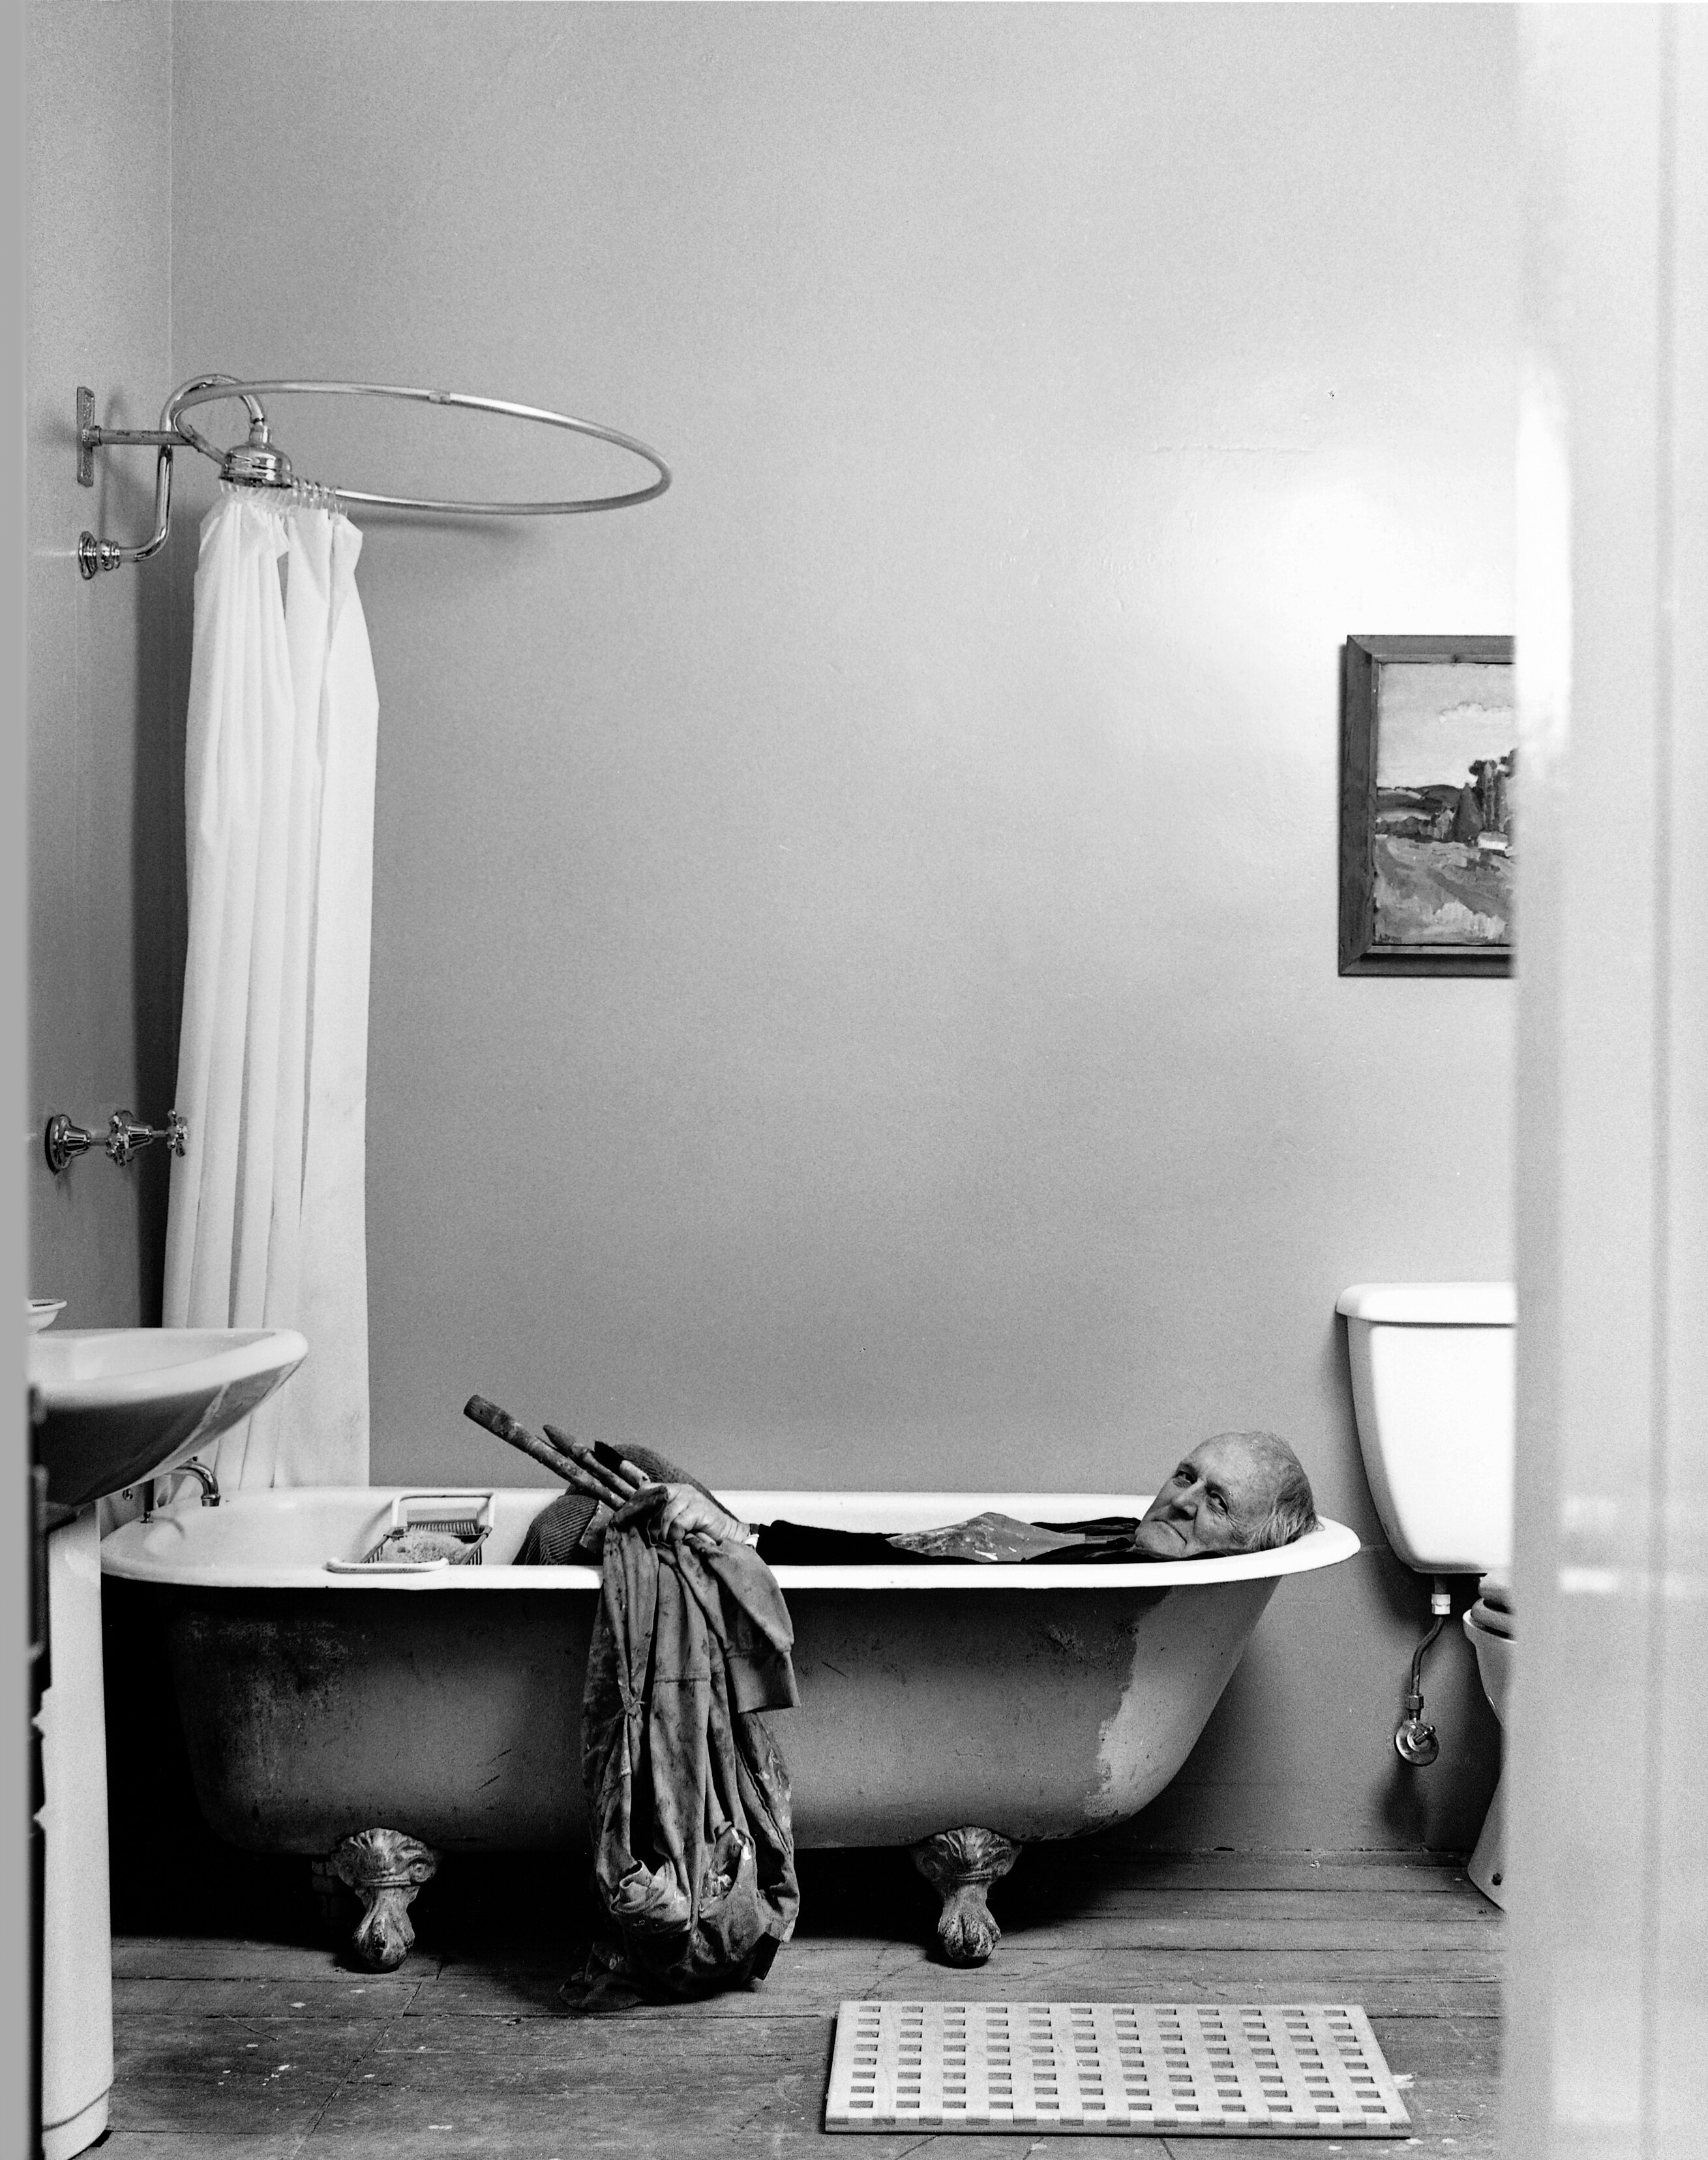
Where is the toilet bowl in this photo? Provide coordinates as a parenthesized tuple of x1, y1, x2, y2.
(1461, 1570, 1513, 1911)
(1337, 1282, 1515, 1910)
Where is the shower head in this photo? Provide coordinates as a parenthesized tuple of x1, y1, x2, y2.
(221, 413, 293, 489)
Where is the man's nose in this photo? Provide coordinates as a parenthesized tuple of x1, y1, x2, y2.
(1173, 1478, 1206, 1515)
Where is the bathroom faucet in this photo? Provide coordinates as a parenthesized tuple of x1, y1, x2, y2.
(43, 1109, 188, 1175)
(142, 1458, 220, 1520)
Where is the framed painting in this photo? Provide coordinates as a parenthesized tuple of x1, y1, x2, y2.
(1339, 634, 1516, 977)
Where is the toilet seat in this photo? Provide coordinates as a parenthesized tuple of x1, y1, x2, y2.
(1467, 1567, 1514, 1640)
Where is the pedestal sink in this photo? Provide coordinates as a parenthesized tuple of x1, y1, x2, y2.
(27, 1325, 306, 2158)
(27, 1327, 308, 1507)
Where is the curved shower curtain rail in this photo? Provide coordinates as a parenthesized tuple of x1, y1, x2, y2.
(75, 371, 672, 578)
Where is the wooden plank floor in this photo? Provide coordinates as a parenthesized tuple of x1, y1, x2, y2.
(106, 1846, 1502, 2159)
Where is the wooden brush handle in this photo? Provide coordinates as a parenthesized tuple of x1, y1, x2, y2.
(462, 1395, 579, 1482)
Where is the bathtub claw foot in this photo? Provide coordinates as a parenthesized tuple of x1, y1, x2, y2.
(329, 1828, 438, 1970)
(912, 1827, 1019, 1966)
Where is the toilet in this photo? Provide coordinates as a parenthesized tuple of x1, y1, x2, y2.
(1336, 1281, 1516, 1911)
(1460, 1570, 1513, 1906)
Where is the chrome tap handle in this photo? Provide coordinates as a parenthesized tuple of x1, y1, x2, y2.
(106, 1110, 188, 1167)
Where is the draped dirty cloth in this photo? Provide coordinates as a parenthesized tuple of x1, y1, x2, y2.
(578, 1522, 800, 2004)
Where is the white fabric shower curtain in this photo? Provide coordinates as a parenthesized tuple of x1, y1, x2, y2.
(164, 486, 380, 1488)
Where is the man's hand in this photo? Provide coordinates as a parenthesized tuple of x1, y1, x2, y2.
(541, 1427, 747, 1548)
(637, 1485, 748, 1548)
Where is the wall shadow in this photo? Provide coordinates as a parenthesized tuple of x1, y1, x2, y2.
(128, 504, 188, 1323)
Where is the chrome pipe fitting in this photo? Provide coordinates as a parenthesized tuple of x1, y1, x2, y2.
(76, 533, 127, 578)
(1394, 1692, 1441, 1767)
(42, 1115, 97, 1175)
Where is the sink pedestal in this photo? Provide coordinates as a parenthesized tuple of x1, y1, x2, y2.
(25, 1324, 308, 2158)
(38, 1507, 112, 2159)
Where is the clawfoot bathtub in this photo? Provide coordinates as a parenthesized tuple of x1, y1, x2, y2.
(102, 1488, 1357, 1966)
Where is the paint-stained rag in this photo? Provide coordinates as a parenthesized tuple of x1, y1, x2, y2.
(580, 1522, 800, 1998)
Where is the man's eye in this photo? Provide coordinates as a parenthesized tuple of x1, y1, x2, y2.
(1208, 1493, 1226, 1512)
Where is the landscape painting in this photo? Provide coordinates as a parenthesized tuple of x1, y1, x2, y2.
(1339, 635, 1516, 976)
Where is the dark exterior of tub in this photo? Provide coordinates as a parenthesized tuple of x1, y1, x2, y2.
(137, 1575, 1278, 1855)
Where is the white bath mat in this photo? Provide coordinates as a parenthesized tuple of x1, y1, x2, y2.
(824, 2000, 1412, 2135)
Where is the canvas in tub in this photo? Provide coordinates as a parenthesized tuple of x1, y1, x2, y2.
(102, 1488, 1357, 1966)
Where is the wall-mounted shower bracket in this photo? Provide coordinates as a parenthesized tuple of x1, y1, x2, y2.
(77, 384, 179, 483)
(76, 376, 275, 578)
(77, 382, 177, 577)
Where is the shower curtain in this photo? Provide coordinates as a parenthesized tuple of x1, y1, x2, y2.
(163, 485, 379, 1488)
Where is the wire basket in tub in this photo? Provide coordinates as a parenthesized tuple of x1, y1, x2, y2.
(325, 1492, 496, 1573)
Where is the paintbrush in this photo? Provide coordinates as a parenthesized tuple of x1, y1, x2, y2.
(462, 1394, 582, 1481)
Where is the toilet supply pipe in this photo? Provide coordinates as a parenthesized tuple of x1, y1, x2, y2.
(1394, 1577, 1454, 1767)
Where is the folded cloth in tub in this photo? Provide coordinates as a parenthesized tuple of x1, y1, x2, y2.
(571, 1518, 800, 2008)
(755, 1512, 1148, 1565)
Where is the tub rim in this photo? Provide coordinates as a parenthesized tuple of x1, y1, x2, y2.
(100, 1485, 1360, 1591)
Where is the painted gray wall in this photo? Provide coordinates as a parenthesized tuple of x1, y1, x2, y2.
(27, 0, 177, 1327)
(53, 0, 1512, 1850)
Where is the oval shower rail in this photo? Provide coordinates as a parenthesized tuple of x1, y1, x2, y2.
(76, 372, 672, 578)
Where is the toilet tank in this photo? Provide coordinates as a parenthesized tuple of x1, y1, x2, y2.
(1336, 1282, 1514, 1575)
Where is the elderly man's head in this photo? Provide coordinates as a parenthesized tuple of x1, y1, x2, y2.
(1131, 1432, 1317, 1559)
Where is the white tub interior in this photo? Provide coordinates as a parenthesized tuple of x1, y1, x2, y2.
(102, 1486, 1359, 1590)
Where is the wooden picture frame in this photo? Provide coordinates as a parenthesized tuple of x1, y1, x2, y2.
(1339, 635, 1516, 977)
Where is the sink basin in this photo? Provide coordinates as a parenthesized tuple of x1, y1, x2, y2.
(27, 1328, 308, 1508)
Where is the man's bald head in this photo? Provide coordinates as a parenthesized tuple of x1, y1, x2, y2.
(1131, 1432, 1319, 1559)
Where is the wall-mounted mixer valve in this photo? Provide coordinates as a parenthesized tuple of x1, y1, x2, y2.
(44, 1109, 188, 1176)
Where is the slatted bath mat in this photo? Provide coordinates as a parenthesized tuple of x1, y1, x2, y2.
(825, 2001, 1412, 2135)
